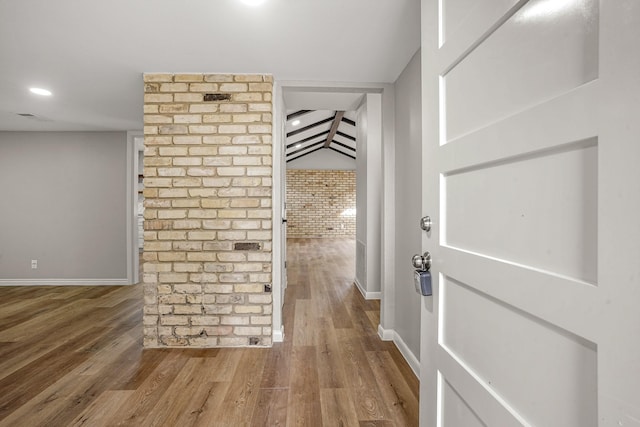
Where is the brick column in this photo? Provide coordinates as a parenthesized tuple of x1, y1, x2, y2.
(142, 74, 273, 347)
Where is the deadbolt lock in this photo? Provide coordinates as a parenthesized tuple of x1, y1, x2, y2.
(420, 216, 432, 232)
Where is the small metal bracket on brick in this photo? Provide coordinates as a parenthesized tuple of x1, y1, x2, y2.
(264, 284, 272, 293)
(203, 93, 231, 102)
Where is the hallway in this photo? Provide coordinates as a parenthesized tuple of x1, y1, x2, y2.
(282, 238, 419, 425)
(0, 239, 418, 426)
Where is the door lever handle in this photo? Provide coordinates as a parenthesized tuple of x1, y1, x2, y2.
(412, 252, 431, 271)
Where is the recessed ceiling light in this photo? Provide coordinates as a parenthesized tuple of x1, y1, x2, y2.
(239, 0, 268, 6)
(291, 120, 300, 126)
(30, 87, 52, 96)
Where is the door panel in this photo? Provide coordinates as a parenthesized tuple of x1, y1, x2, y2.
(440, 247, 599, 343)
(439, 82, 598, 170)
(444, 0, 598, 141)
(420, 0, 640, 426)
(441, 379, 487, 427)
(440, 0, 520, 50)
(444, 142, 597, 282)
(441, 276, 597, 427)
(438, 348, 525, 426)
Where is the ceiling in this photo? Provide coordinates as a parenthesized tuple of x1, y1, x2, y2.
(285, 110, 357, 162)
(0, 0, 420, 132)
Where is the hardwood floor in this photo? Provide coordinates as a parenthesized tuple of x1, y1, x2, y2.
(0, 238, 419, 426)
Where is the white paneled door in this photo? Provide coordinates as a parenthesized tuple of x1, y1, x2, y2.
(419, 0, 640, 426)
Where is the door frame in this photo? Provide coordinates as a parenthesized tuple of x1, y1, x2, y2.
(271, 81, 396, 343)
(126, 130, 143, 285)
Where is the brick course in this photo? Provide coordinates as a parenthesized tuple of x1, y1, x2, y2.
(143, 73, 273, 348)
(286, 170, 356, 238)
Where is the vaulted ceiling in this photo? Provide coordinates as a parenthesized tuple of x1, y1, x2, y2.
(0, 0, 420, 132)
(286, 110, 357, 162)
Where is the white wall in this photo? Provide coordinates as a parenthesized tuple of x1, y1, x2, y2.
(355, 99, 369, 292)
(271, 81, 286, 342)
(355, 94, 383, 298)
(287, 148, 355, 170)
(392, 49, 422, 370)
(0, 131, 129, 284)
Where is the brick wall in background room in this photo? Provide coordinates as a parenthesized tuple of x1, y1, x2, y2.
(286, 169, 356, 238)
(142, 73, 273, 348)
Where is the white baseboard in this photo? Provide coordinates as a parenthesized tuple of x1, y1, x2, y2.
(393, 330, 420, 378)
(354, 277, 366, 297)
(273, 325, 285, 343)
(0, 279, 130, 286)
(365, 291, 382, 300)
(377, 325, 420, 378)
(378, 324, 395, 341)
(354, 278, 382, 300)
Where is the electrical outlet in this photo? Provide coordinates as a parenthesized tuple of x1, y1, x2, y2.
(31, 259, 37, 269)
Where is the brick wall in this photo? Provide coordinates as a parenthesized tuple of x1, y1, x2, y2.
(286, 169, 356, 238)
(142, 73, 273, 348)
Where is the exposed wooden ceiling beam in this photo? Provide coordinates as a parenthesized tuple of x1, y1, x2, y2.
(323, 111, 345, 148)
(331, 140, 356, 152)
(335, 130, 356, 141)
(286, 130, 330, 149)
(329, 146, 356, 160)
(287, 146, 324, 163)
(286, 140, 325, 158)
(341, 116, 356, 126)
(286, 110, 313, 121)
(287, 116, 334, 138)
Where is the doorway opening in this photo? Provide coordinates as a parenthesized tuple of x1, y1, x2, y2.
(285, 109, 357, 236)
(273, 84, 387, 343)
(136, 139, 144, 281)
(283, 109, 358, 338)
(126, 132, 144, 285)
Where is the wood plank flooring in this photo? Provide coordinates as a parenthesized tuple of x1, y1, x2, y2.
(0, 238, 418, 426)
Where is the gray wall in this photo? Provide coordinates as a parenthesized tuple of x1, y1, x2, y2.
(394, 50, 422, 360)
(0, 131, 128, 283)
